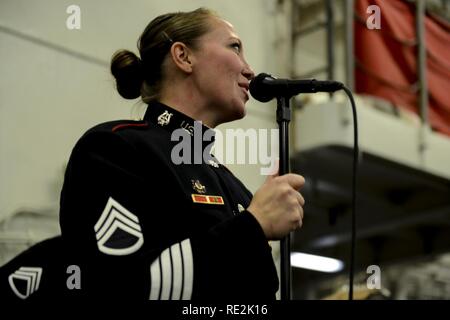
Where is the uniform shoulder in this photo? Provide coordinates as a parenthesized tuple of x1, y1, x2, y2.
(83, 119, 149, 136)
(79, 118, 162, 143)
(69, 119, 147, 154)
(72, 119, 168, 157)
(64, 118, 173, 177)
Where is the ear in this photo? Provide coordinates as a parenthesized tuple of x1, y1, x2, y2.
(169, 42, 195, 74)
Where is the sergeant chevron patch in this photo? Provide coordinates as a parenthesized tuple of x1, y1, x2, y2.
(94, 197, 144, 256)
(8, 266, 42, 299)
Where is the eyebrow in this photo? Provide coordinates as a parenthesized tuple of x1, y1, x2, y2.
(229, 37, 242, 46)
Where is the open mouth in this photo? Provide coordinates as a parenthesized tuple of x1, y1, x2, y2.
(238, 83, 249, 100)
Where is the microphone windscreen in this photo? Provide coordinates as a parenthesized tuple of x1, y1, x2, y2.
(249, 73, 274, 102)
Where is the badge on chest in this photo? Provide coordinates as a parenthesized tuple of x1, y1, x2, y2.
(191, 194, 224, 205)
(189, 179, 224, 205)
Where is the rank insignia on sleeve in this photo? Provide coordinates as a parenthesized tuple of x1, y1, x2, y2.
(94, 197, 144, 256)
(191, 179, 206, 194)
(8, 266, 42, 299)
(191, 194, 224, 205)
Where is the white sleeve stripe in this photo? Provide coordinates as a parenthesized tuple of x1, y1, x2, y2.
(168, 247, 174, 299)
(149, 257, 161, 300)
(179, 242, 185, 300)
(157, 256, 163, 299)
(148, 238, 193, 300)
(181, 239, 193, 300)
(159, 248, 172, 300)
(170, 243, 183, 300)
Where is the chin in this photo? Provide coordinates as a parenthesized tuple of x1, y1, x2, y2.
(231, 104, 247, 121)
(235, 99, 248, 116)
(237, 108, 247, 119)
(217, 100, 247, 124)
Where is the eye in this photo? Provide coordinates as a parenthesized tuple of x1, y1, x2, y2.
(230, 42, 241, 53)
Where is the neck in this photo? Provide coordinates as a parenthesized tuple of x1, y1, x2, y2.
(159, 80, 217, 128)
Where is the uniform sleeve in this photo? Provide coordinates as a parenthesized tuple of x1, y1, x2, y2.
(59, 130, 278, 301)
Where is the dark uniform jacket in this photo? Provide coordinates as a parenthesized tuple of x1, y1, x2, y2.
(59, 101, 278, 300)
(0, 101, 278, 301)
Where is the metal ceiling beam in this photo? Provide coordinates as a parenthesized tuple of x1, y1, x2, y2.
(301, 204, 450, 249)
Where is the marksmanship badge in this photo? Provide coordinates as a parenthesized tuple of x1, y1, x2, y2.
(191, 180, 206, 194)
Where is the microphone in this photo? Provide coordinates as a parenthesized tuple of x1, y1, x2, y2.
(249, 73, 344, 102)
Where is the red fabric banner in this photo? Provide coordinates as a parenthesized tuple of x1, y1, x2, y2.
(355, 0, 450, 136)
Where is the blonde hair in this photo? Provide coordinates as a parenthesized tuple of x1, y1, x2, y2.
(110, 8, 218, 102)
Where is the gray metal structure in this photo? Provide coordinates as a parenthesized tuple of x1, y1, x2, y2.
(289, 0, 450, 299)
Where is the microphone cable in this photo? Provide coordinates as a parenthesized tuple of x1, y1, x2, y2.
(248, 73, 359, 300)
(341, 86, 359, 300)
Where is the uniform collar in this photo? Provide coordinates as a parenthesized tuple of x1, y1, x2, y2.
(145, 100, 213, 134)
(144, 101, 217, 159)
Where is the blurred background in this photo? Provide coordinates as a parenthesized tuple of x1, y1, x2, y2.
(1, 0, 449, 299)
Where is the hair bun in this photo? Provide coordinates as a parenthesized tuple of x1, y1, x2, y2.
(110, 50, 144, 99)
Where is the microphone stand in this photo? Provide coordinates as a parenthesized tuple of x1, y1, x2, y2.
(277, 96, 291, 300)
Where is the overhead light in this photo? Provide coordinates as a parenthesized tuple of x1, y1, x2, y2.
(291, 252, 344, 273)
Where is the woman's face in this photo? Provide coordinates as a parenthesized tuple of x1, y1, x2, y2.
(191, 18, 254, 126)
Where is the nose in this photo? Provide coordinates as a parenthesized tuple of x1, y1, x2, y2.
(242, 62, 255, 81)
